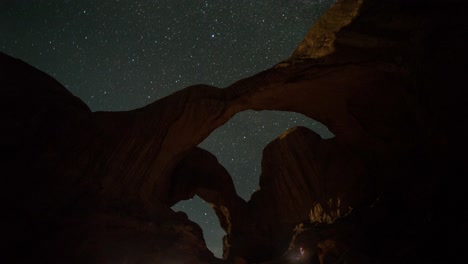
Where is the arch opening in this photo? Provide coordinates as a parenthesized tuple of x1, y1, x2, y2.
(172, 110, 333, 258)
(200, 110, 334, 200)
(171, 196, 226, 258)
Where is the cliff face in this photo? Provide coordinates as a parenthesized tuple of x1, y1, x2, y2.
(1, 0, 466, 263)
(0, 52, 224, 264)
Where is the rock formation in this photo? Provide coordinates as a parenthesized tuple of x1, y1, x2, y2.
(1, 0, 466, 263)
(169, 147, 247, 237)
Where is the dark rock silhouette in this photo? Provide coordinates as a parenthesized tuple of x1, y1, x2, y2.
(1, 0, 466, 263)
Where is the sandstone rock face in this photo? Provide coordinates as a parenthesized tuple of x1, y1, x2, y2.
(223, 0, 467, 262)
(292, 0, 363, 59)
(169, 147, 247, 239)
(0, 53, 224, 264)
(242, 127, 359, 259)
(1, 0, 466, 263)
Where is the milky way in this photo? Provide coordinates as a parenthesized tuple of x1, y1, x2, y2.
(1, 0, 336, 257)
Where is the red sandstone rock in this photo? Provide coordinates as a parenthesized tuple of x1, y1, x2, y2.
(1, 0, 466, 263)
(169, 147, 247, 237)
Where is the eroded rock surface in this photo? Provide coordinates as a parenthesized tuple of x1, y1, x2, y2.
(169, 147, 247, 237)
(1, 0, 466, 263)
(0, 52, 224, 264)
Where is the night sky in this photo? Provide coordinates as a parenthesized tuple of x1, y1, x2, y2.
(1, 0, 336, 257)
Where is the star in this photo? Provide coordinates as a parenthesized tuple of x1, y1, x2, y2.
(0, 0, 337, 258)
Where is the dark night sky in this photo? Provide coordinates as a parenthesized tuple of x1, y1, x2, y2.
(1, 0, 336, 257)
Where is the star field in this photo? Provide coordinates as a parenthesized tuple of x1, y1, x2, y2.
(1, 0, 336, 258)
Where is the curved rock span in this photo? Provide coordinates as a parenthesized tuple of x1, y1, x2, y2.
(1, 0, 466, 263)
